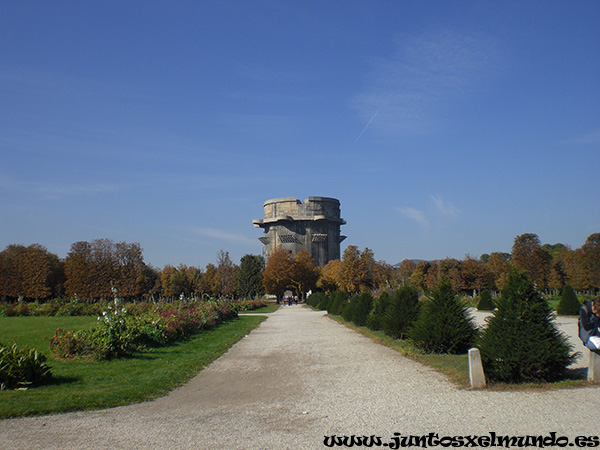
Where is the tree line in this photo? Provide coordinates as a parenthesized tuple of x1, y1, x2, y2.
(0, 232, 598, 302)
(394, 232, 600, 296)
(0, 239, 264, 302)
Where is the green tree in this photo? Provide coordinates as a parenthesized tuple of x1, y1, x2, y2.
(383, 284, 420, 339)
(477, 270, 576, 383)
(236, 254, 264, 299)
(408, 281, 476, 354)
(477, 289, 494, 311)
(556, 284, 580, 316)
(367, 291, 392, 331)
(328, 290, 349, 315)
(351, 292, 374, 327)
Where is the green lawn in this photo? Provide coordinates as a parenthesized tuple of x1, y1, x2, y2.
(240, 303, 280, 314)
(0, 315, 266, 418)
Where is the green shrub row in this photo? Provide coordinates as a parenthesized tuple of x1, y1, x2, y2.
(0, 342, 52, 390)
(310, 283, 475, 355)
(309, 270, 578, 384)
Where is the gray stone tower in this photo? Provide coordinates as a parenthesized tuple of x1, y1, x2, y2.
(253, 196, 346, 266)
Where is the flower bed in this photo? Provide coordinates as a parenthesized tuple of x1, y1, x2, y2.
(47, 292, 266, 360)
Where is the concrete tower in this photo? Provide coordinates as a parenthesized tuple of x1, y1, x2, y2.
(253, 196, 346, 266)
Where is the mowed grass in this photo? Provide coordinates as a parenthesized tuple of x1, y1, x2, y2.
(240, 303, 280, 314)
(0, 314, 266, 418)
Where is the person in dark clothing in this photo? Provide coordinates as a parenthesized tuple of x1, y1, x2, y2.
(579, 297, 600, 352)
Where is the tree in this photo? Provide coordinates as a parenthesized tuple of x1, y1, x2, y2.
(396, 259, 417, 285)
(408, 261, 431, 291)
(291, 250, 319, 299)
(485, 252, 511, 290)
(160, 265, 177, 298)
(328, 290, 349, 316)
(477, 270, 576, 383)
(216, 250, 238, 298)
(383, 284, 420, 339)
(171, 265, 192, 298)
(511, 233, 552, 289)
(424, 261, 439, 291)
(351, 292, 374, 327)
(477, 289, 494, 311)
(367, 291, 391, 331)
(199, 264, 219, 298)
(581, 233, 600, 291)
(0, 245, 25, 299)
(556, 285, 580, 316)
(64, 241, 95, 298)
(408, 281, 476, 354)
(318, 259, 343, 293)
(338, 246, 362, 293)
(0, 244, 60, 300)
(21, 244, 52, 299)
(114, 242, 146, 299)
(358, 248, 376, 292)
(64, 239, 151, 300)
(373, 260, 395, 291)
(262, 248, 294, 300)
(548, 259, 569, 293)
(563, 248, 586, 291)
(236, 254, 264, 299)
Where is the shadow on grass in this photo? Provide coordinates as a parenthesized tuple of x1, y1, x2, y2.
(44, 375, 79, 387)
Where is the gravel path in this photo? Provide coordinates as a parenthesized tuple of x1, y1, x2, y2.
(1, 306, 599, 450)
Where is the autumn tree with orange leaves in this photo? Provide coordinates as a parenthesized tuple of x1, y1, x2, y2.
(0, 244, 63, 300)
(262, 248, 295, 300)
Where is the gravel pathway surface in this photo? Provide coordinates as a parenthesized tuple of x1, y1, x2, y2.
(1, 306, 599, 450)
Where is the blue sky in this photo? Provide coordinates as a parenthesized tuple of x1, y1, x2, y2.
(1, 1, 599, 268)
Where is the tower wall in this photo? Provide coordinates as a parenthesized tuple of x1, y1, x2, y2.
(253, 196, 346, 266)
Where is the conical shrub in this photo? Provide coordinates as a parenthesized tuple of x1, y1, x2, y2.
(556, 285, 580, 316)
(341, 294, 358, 322)
(408, 281, 476, 354)
(328, 291, 348, 316)
(477, 289, 494, 311)
(352, 292, 374, 327)
(367, 292, 391, 331)
(383, 285, 420, 339)
(477, 270, 576, 383)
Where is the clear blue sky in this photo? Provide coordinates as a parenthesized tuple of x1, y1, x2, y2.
(1, 1, 599, 268)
